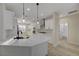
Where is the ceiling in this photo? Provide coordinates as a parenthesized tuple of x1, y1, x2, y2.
(5, 3, 79, 20)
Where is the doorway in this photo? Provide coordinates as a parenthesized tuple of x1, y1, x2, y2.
(60, 21, 69, 41)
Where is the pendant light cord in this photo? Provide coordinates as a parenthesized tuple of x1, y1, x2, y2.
(23, 3, 25, 19)
(36, 3, 39, 20)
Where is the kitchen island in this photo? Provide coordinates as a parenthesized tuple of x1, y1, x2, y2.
(0, 34, 49, 56)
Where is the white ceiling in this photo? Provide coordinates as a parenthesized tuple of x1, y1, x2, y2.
(5, 3, 79, 20)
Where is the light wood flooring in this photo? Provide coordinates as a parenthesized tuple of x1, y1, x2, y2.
(48, 39, 79, 56)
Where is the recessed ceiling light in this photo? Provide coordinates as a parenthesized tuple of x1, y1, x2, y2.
(27, 8, 30, 11)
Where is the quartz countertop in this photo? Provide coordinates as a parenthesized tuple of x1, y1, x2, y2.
(1, 34, 49, 47)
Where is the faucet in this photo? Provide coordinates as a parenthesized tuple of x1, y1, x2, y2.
(14, 25, 24, 40)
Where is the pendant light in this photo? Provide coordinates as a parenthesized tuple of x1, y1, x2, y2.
(14, 3, 25, 40)
(36, 3, 39, 24)
(36, 3, 39, 19)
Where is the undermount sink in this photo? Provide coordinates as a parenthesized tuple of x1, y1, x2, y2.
(14, 36, 30, 39)
(14, 37, 24, 39)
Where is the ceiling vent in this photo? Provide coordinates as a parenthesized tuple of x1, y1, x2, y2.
(68, 10, 78, 14)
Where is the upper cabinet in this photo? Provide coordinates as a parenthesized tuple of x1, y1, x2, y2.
(3, 10, 15, 30)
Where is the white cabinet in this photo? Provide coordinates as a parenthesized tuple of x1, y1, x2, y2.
(3, 10, 14, 30)
(0, 4, 16, 43)
(1, 34, 48, 56)
(3, 10, 16, 41)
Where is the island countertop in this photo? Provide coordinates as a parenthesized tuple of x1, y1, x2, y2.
(1, 33, 50, 47)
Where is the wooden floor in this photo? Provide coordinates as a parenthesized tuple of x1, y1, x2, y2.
(48, 39, 79, 56)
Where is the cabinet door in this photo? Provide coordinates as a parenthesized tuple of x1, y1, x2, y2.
(45, 19, 53, 29)
(4, 10, 14, 30)
(3, 10, 15, 41)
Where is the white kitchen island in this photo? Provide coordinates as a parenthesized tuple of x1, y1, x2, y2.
(0, 34, 49, 56)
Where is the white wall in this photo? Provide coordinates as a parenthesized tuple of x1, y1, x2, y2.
(52, 12, 60, 47)
(60, 13, 79, 45)
(46, 12, 60, 47)
(0, 4, 17, 43)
